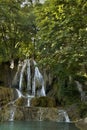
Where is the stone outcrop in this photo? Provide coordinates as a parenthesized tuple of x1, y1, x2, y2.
(0, 102, 70, 122)
(75, 118, 87, 130)
(0, 62, 17, 87)
(0, 105, 58, 122)
(0, 87, 13, 107)
(31, 96, 56, 107)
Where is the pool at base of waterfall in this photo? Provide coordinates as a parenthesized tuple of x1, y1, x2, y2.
(0, 121, 80, 130)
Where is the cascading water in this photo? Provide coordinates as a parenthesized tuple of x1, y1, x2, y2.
(27, 59, 31, 92)
(12, 59, 46, 107)
(12, 60, 23, 88)
(34, 61, 46, 96)
(75, 81, 85, 101)
(18, 59, 46, 97)
(19, 60, 27, 91)
(9, 105, 16, 121)
(39, 107, 43, 121)
(16, 89, 23, 98)
(9, 110, 15, 121)
(26, 94, 34, 107)
(58, 110, 70, 122)
(63, 111, 70, 122)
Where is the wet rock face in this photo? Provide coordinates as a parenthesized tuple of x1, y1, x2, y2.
(31, 97, 56, 107)
(0, 100, 70, 122)
(76, 118, 87, 130)
(0, 87, 13, 107)
(0, 62, 17, 87)
(0, 106, 63, 122)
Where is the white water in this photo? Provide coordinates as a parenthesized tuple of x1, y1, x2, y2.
(27, 59, 31, 91)
(35, 67, 46, 96)
(27, 98, 30, 107)
(16, 89, 23, 98)
(75, 81, 85, 101)
(10, 60, 14, 69)
(63, 111, 70, 122)
(8, 59, 46, 121)
(9, 110, 15, 121)
(12, 60, 23, 87)
(19, 59, 46, 97)
(19, 60, 27, 90)
(9, 106, 16, 121)
(32, 76, 36, 96)
(34, 61, 46, 96)
(58, 110, 70, 122)
(8, 89, 22, 122)
(26, 94, 34, 107)
(75, 81, 83, 93)
(16, 89, 34, 107)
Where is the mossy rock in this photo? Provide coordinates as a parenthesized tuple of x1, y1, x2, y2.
(14, 97, 26, 106)
(15, 109, 24, 120)
(78, 103, 87, 118)
(0, 86, 13, 107)
(31, 96, 56, 107)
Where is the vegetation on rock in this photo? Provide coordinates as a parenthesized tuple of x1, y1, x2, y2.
(31, 96, 56, 107)
(0, 0, 87, 120)
(0, 87, 13, 106)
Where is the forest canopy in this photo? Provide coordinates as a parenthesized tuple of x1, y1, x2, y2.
(0, 0, 87, 102)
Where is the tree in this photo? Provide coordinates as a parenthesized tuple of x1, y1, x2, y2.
(35, 0, 87, 101)
(0, 0, 37, 62)
(0, 0, 22, 61)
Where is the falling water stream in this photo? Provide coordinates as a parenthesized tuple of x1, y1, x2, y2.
(0, 59, 80, 130)
(58, 110, 70, 122)
(9, 110, 15, 121)
(18, 59, 46, 96)
(75, 81, 86, 101)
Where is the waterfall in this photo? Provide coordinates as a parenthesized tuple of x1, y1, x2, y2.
(41, 81, 46, 96)
(17, 59, 46, 97)
(10, 60, 14, 69)
(11, 58, 46, 113)
(12, 60, 22, 87)
(9, 105, 16, 121)
(16, 89, 34, 107)
(19, 60, 27, 90)
(27, 59, 31, 92)
(63, 111, 70, 122)
(58, 110, 70, 122)
(9, 110, 15, 121)
(34, 61, 46, 96)
(75, 81, 85, 101)
(27, 98, 30, 107)
(39, 108, 43, 121)
(26, 94, 34, 107)
(16, 89, 23, 98)
(32, 76, 36, 96)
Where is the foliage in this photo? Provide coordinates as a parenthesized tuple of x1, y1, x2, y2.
(78, 103, 87, 118)
(0, 0, 21, 61)
(35, 0, 87, 100)
(31, 96, 56, 107)
(0, 0, 87, 103)
(0, 0, 37, 62)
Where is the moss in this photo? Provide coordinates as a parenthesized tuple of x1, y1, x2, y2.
(67, 103, 87, 121)
(78, 103, 87, 118)
(31, 96, 56, 107)
(0, 106, 10, 121)
(15, 110, 24, 120)
(0, 87, 13, 107)
(15, 97, 26, 106)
